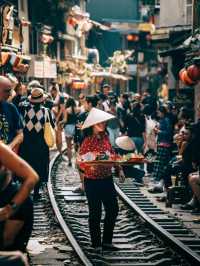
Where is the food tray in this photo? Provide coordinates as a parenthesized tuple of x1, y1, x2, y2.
(81, 159, 146, 166)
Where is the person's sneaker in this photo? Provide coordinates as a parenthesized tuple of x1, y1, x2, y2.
(156, 195, 166, 202)
(73, 186, 85, 195)
(148, 186, 163, 193)
(102, 244, 119, 251)
(181, 203, 195, 210)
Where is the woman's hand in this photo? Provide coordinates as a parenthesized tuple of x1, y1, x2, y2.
(143, 141, 147, 152)
(153, 126, 160, 134)
(57, 121, 65, 130)
(0, 204, 14, 221)
(76, 122, 83, 130)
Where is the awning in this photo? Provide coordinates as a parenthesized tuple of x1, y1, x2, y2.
(151, 25, 192, 41)
(91, 71, 132, 80)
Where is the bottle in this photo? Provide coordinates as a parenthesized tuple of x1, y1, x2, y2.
(171, 175, 176, 187)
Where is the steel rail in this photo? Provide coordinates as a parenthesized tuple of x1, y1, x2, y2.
(115, 183, 200, 266)
(47, 151, 93, 266)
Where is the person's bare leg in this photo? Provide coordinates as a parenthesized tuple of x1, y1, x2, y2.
(189, 173, 200, 202)
(66, 137, 72, 165)
(3, 220, 24, 249)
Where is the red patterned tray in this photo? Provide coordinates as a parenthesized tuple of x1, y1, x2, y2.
(81, 159, 146, 166)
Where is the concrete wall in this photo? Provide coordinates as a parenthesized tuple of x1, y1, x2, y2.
(159, 0, 187, 27)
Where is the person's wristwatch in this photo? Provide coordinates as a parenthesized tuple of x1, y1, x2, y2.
(9, 202, 19, 212)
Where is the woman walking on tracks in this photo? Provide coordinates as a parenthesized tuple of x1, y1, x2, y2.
(77, 108, 125, 252)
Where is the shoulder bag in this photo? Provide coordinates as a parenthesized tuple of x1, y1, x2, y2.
(44, 109, 55, 148)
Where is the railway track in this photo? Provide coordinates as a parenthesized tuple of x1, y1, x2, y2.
(29, 180, 81, 265)
(47, 152, 200, 266)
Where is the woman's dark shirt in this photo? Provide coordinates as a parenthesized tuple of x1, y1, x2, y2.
(125, 113, 145, 138)
(157, 117, 172, 145)
(66, 111, 77, 124)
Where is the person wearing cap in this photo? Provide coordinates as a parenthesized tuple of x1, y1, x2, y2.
(77, 108, 125, 252)
(27, 80, 43, 90)
(115, 136, 145, 184)
(19, 87, 54, 200)
(0, 76, 23, 153)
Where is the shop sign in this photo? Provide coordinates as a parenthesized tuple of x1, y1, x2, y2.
(27, 56, 57, 78)
(34, 61, 44, 78)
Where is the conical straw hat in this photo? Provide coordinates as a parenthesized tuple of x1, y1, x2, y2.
(81, 108, 115, 130)
(115, 136, 135, 151)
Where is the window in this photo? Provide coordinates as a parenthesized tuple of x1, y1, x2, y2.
(186, 0, 193, 25)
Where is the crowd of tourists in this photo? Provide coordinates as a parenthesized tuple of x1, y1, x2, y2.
(0, 74, 200, 262)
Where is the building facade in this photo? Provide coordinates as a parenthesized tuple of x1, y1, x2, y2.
(86, 0, 140, 66)
(159, 0, 192, 27)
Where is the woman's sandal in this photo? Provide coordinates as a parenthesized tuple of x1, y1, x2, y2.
(156, 196, 166, 202)
(148, 186, 163, 193)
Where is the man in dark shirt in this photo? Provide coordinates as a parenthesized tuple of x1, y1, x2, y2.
(116, 94, 130, 133)
(0, 76, 23, 152)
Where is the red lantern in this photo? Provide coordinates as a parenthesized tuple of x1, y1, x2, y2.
(72, 80, 87, 89)
(179, 68, 197, 86)
(187, 64, 200, 82)
(126, 34, 139, 42)
(0, 52, 11, 66)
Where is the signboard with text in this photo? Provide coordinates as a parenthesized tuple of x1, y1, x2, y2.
(27, 56, 57, 78)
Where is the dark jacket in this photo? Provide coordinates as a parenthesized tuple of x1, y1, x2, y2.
(157, 117, 172, 145)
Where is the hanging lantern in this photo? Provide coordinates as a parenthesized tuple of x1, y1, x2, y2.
(187, 64, 200, 82)
(11, 54, 31, 73)
(0, 52, 11, 66)
(179, 68, 197, 86)
(71, 79, 87, 89)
